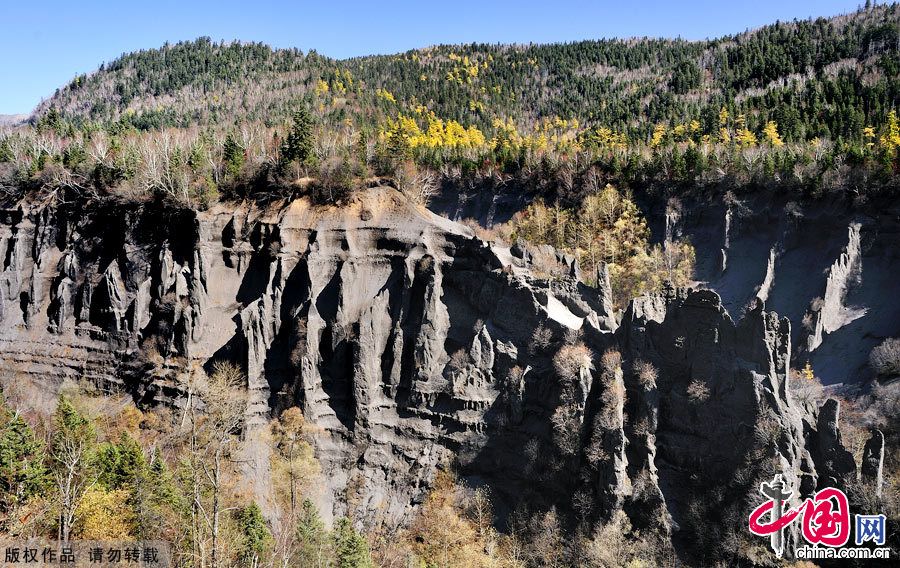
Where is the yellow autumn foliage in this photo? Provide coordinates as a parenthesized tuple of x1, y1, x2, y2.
(736, 127, 758, 147)
(380, 111, 486, 151)
(879, 110, 900, 157)
(650, 124, 667, 147)
(718, 107, 729, 127)
(510, 184, 695, 307)
(582, 126, 628, 151)
(763, 121, 784, 147)
(406, 472, 519, 568)
(376, 88, 396, 103)
(75, 487, 134, 540)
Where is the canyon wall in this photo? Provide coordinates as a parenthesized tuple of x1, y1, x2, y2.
(666, 193, 900, 385)
(435, 184, 900, 385)
(0, 188, 875, 557)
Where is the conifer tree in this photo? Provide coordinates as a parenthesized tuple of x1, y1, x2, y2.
(296, 499, 330, 567)
(222, 133, 245, 180)
(332, 517, 373, 568)
(0, 390, 49, 523)
(281, 106, 316, 178)
(235, 502, 272, 568)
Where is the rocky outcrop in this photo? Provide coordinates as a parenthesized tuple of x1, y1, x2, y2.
(436, 184, 900, 385)
(803, 223, 864, 352)
(810, 398, 857, 488)
(620, 289, 795, 545)
(0, 188, 866, 558)
(756, 246, 777, 303)
(861, 429, 885, 497)
(720, 204, 733, 273)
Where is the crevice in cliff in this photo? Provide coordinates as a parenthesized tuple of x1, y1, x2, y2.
(396, 255, 434, 411)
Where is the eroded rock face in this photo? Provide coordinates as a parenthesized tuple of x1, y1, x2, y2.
(804, 223, 863, 353)
(0, 188, 865, 556)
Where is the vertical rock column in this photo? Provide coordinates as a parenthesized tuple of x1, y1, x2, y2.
(805, 223, 862, 352)
(861, 430, 885, 498)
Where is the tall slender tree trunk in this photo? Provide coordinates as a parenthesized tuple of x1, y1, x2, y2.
(190, 406, 202, 567)
(288, 440, 297, 517)
(210, 451, 221, 568)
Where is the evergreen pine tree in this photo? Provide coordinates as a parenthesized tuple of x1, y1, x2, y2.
(332, 517, 373, 568)
(280, 106, 316, 177)
(296, 499, 329, 566)
(222, 133, 245, 180)
(96, 432, 146, 491)
(49, 395, 96, 541)
(235, 502, 271, 567)
(0, 391, 49, 520)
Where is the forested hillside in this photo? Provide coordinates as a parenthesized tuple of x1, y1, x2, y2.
(37, 3, 899, 142)
(1, 2, 897, 210)
(0, 3, 894, 324)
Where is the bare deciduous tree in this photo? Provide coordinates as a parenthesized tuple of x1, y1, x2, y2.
(870, 338, 900, 377)
(49, 396, 96, 542)
(179, 362, 249, 568)
(394, 160, 438, 205)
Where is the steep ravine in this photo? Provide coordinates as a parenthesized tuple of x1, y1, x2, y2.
(0, 188, 885, 559)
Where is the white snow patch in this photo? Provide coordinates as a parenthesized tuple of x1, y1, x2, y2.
(545, 295, 584, 330)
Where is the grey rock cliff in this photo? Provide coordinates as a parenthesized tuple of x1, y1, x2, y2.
(804, 223, 864, 353)
(861, 429, 885, 497)
(0, 188, 868, 556)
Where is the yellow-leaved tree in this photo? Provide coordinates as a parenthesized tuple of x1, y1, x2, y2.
(511, 183, 694, 307)
(405, 471, 520, 568)
(735, 114, 758, 147)
(75, 487, 135, 539)
(763, 121, 784, 147)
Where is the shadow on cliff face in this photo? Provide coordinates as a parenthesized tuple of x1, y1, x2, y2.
(10, 198, 204, 404)
(205, 314, 244, 371)
(616, 291, 776, 558)
(427, 177, 535, 227)
(191, 193, 885, 560)
(235, 223, 282, 305)
(0, 190, 873, 562)
(455, 281, 860, 563)
(657, 192, 900, 386)
(431, 246, 620, 532)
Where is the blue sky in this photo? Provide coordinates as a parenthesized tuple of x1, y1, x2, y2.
(0, 0, 867, 114)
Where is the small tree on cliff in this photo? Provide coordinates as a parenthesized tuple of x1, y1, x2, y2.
(333, 517, 373, 568)
(296, 499, 331, 567)
(222, 133, 245, 181)
(270, 407, 319, 567)
(180, 361, 248, 568)
(280, 106, 316, 180)
(235, 502, 272, 568)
